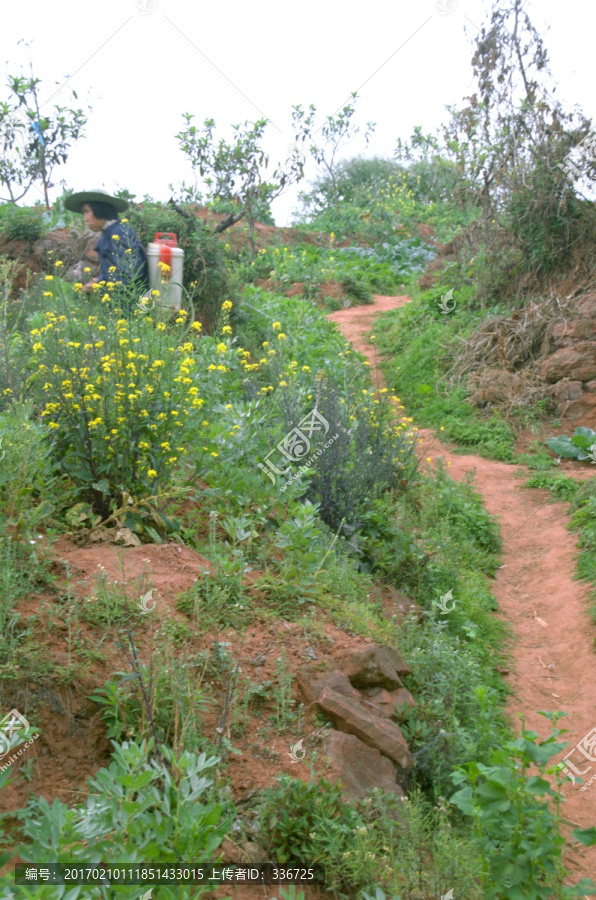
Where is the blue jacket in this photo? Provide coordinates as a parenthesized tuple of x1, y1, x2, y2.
(95, 220, 150, 291)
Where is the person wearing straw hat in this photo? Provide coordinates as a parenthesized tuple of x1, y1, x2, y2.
(64, 189, 149, 295)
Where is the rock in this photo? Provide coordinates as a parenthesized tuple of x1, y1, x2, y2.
(317, 687, 414, 769)
(552, 320, 596, 347)
(322, 731, 406, 801)
(84, 233, 100, 262)
(359, 686, 417, 719)
(585, 380, 596, 393)
(551, 381, 583, 402)
(358, 687, 396, 718)
(335, 644, 411, 689)
(32, 228, 89, 270)
(296, 665, 361, 707)
(65, 260, 98, 283)
(540, 344, 596, 383)
(576, 294, 596, 319)
(556, 392, 596, 420)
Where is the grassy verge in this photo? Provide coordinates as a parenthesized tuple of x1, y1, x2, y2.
(375, 283, 518, 460)
(0, 251, 591, 895)
(524, 473, 596, 624)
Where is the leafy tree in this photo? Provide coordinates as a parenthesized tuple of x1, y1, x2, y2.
(394, 126, 464, 206)
(443, 0, 596, 280)
(294, 92, 375, 214)
(444, 0, 592, 216)
(175, 115, 306, 251)
(0, 67, 88, 207)
(297, 155, 401, 218)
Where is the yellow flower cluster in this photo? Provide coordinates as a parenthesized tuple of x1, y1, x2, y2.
(31, 292, 216, 487)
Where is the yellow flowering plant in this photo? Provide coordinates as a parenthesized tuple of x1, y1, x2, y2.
(27, 279, 248, 532)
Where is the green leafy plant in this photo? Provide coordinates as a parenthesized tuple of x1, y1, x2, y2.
(547, 427, 596, 461)
(0, 205, 44, 242)
(269, 653, 301, 731)
(258, 776, 362, 866)
(2, 739, 232, 898)
(269, 887, 305, 900)
(450, 711, 596, 898)
(525, 473, 579, 501)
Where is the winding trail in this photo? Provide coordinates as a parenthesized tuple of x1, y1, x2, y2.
(328, 295, 596, 883)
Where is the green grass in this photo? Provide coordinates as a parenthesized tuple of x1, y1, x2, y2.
(375, 293, 517, 461)
(569, 480, 596, 623)
(524, 472, 580, 502)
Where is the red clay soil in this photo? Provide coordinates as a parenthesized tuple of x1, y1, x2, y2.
(328, 295, 596, 884)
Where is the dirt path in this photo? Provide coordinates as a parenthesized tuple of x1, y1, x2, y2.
(328, 295, 596, 883)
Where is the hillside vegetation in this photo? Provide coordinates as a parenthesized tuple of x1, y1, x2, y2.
(0, 1, 596, 898)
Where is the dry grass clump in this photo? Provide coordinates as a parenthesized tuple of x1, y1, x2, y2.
(466, 368, 552, 412)
(440, 292, 589, 411)
(445, 294, 575, 387)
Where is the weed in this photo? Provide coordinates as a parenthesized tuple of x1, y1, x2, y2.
(1, 739, 233, 898)
(376, 299, 517, 461)
(525, 473, 579, 502)
(230, 675, 273, 739)
(269, 888, 305, 900)
(450, 711, 596, 898)
(81, 567, 141, 628)
(257, 777, 482, 896)
(270, 653, 302, 731)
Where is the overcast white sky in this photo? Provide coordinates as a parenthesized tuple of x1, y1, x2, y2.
(2, 0, 594, 225)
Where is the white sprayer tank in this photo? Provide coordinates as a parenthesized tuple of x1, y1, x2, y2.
(146, 240, 184, 311)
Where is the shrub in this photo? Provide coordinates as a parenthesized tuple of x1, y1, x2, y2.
(0, 204, 45, 243)
(341, 275, 372, 304)
(1, 739, 232, 899)
(25, 275, 242, 528)
(258, 776, 362, 868)
(450, 713, 596, 898)
(0, 256, 30, 407)
(293, 379, 417, 531)
(257, 777, 483, 897)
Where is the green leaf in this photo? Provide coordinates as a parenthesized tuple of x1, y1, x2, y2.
(573, 427, 596, 441)
(547, 436, 582, 459)
(572, 826, 596, 846)
(143, 525, 163, 544)
(525, 775, 552, 794)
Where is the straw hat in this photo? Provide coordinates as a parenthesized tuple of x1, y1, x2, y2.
(64, 189, 129, 213)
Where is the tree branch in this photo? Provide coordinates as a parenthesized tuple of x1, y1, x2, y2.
(212, 209, 245, 234)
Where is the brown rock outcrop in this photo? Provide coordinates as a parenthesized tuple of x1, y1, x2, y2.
(317, 687, 414, 769)
(334, 644, 411, 688)
(540, 344, 596, 384)
(322, 731, 406, 800)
